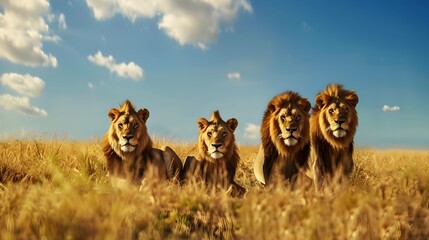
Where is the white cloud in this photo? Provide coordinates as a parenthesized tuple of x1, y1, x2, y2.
(227, 72, 240, 80)
(0, 0, 59, 67)
(0, 94, 47, 117)
(1, 73, 45, 98)
(43, 34, 61, 43)
(88, 82, 94, 89)
(244, 123, 260, 140)
(58, 13, 67, 29)
(88, 51, 143, 81)
(383, 105, 400, 112)
(85, 0, 252, 49)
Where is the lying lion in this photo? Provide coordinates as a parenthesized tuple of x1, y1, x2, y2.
(102, 100, 182, 188)
(181, 111, 246, 197)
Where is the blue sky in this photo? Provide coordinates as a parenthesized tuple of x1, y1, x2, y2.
(1, 0, 428, 148)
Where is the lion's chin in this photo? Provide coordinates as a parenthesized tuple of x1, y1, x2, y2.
(120, 145, 136, 152)
(210, 152, 224, 159)
(284, 138, 298, 146)
(333, 129, 347, 138)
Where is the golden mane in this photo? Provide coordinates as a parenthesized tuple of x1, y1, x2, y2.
(310, 84, 359, 191)
(311, 84, 358, 149)
(255, 91, 311, 186)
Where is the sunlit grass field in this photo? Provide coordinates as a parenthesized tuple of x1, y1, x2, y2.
(1, 138, 428, 239)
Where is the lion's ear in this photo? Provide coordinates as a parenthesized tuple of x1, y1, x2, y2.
(315, 93, 329, 109)
(197, 118, 209, 132)
(226, 118, 238, 132)
(267, 102, 276, 113)
(108, 108, 120, 121)
(138, 108, 150, 122)
(298, 98, 311, 113)
(345, 91, 359, 108)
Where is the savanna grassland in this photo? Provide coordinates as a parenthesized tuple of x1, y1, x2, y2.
(1, 138, 429, 240)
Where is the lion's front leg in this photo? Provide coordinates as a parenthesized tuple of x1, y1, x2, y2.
(162, 146, 183, 181)
(226, 181, 246, 197)
(312, 151, 325, 193)
(253, 145, 266, 185)
(111, 176, 132, 190)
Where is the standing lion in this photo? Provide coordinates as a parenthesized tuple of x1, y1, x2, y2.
(181, 111, 246, 197)
(102, 100, 182, 187)
(310, 84, 359, 191)
(253, 91, 311, 188)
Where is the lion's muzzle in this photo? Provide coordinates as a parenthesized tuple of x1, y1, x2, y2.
(209, 143, 225, 159)
(279, 127, 300, 146)
(118, 134, 137, 152)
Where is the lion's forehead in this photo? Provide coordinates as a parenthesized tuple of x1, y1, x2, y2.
(206, 124, 226, 133)
(117, 113, 137, 124)
(278, 106, 300, 116)
(328, 101, 348, 110)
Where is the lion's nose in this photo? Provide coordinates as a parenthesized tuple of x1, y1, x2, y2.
(211, 143, 222, 149)
(335, 119, 346, 125)
(286, 127, 297, 133)
(123, 135, 133, 141)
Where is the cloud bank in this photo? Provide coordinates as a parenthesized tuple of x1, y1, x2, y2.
(1, 73, 45, 98)
(0, 0, 60, 67)
(0, 72, 47, 117)
(88, 51, 143, 81)
(383, 105, 400, 112)
(0, 94, 47, 117)
(85, 0, 252, 49)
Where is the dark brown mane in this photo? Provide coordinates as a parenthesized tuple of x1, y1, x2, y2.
(311, 84, 359, 191)
(259, 91, 311, 186)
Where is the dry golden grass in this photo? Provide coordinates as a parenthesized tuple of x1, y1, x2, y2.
(1, 139, 429, 239)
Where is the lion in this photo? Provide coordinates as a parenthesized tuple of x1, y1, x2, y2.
(181, 111, 246, 197)
(102, 100, 182, 187)
(253, 91, 311, 188)
(310, 84, 359, 191)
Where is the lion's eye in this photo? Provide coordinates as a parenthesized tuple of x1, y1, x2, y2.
(207, 132, 212, 138)
(344, 108, 349, 113)
(280, 115, 286, 121)
(118, 123, 123, 128)
(133, 123, 139, 129)
(329, 109, 334, 114)
(222, 132, 227, 137)
(296, 115, 301, 121)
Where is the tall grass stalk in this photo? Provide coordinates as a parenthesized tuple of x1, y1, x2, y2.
(1, 140, 428, 239)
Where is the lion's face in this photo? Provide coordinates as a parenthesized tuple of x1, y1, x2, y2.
(107, 102, 150, 155)
(266, 93, 311, 154)
(315, 86, 359, 147)
(112, 113, 143, 152)
(197, 111, 238, 161)
(322, 101, 353, 138)
(275, 107, 307, 147)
